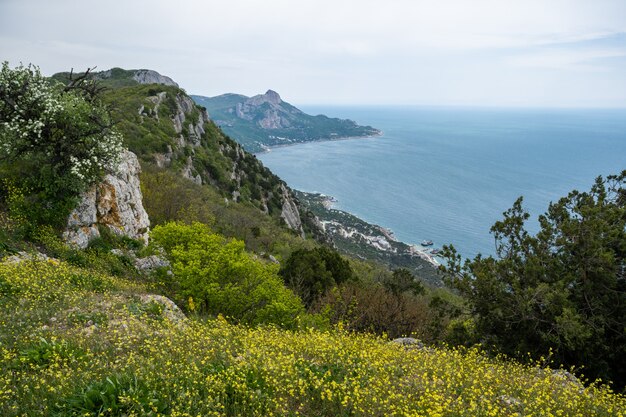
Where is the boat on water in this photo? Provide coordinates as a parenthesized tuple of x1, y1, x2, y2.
(421, 240, 433, 246)
(431, 248, 441, 255)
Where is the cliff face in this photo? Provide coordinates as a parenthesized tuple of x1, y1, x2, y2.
(63, 150, 150, 248)
(280, 184, 304, 237)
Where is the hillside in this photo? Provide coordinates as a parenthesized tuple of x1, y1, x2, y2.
(1, 258, 623, 416)
(51, 68, 324, 243)
(192, 90, 381, 152)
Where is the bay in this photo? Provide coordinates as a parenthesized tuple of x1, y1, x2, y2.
(257, 106, 626, 259)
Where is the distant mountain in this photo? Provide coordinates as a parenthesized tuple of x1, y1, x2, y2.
(192, 90, 381, 152)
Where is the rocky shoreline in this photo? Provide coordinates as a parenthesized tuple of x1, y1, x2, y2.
(318, 193, 441, 267)
(295, 191, 443, 287)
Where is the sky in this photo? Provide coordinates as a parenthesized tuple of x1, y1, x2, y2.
(1, 0, 626, 107)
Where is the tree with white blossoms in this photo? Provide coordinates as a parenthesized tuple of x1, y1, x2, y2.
(0, 62, 124, 227)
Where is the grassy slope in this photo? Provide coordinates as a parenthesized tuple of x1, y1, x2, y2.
(1, 259, 624, 416)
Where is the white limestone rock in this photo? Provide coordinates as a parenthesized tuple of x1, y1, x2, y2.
(63, 150, 150, 248)
(280, 184, 304, 237)
(132, 69, 179, 87)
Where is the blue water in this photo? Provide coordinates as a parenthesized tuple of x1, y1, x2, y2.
(257, 106, 626, 259)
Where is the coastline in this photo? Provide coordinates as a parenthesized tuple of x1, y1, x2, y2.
(318, 193, 441, 267)
(254, 129, 443, 279)
(295, 190, 443, 286)
(253, 130, 384, 155)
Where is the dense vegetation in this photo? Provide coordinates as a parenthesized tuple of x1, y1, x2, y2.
(1, 259, 624, 416)
(442, 172, 626, 389)
(151, 222, 305, 327)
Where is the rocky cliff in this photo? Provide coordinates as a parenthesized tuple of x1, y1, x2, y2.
(63, 150, 150, 248)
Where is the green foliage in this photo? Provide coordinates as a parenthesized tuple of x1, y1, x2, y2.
(61, 373, 168, 416)
(441, 171, 626, 389)
(0, 63, 123, 230)
(280, 246, 355, 307)
(16, 337, 84, 369)
(151, 222, 304, 327)
(140, 167, 216, 226)
(127, 299, 164, 320)
(384, 268, 425, 296)
(140, 167, 314, 258)
(26, 225, 139, 279)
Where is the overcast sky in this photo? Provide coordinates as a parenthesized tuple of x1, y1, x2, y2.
(1, 0, 625, 107)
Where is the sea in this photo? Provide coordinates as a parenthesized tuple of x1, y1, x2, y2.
(257, 106, 626, 260)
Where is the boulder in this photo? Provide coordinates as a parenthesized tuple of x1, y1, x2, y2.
(391, 337, 424, 349)
(134, 255, 170, 272)
(4, 251, 57, 264)
(139, 294, 186, 323)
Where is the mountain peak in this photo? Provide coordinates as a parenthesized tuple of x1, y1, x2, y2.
(246, 89, 283, 106)
(263, 89, 281, 103)
(51, 67, 179, 88)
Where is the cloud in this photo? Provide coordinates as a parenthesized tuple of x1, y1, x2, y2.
(1, 0, 626, 106)
(507, 48, 626, 71)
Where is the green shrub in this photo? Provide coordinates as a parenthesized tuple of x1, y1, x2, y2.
(151, 222, 304, 327)
(16, 337, 85, 369)
(280, 246, 356, 307)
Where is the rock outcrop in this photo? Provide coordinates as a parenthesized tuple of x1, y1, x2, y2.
(4, 251, 57, 264)
(92, 68, 179, 87)
(132, 69, 179, 87)
(234, 90, 300, 129)
(280, 185, 304, 237)
(63, 150, 150, 249)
